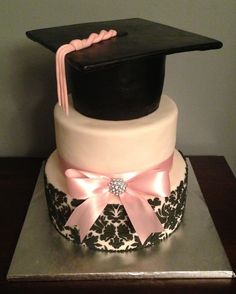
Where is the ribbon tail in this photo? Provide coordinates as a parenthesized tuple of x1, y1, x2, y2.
(120, 192, 164, 245)
(66, 192, 110, 242)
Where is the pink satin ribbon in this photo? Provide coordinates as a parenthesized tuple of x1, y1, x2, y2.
(56, 29, 117, 115)
(60, 154, 174, 244)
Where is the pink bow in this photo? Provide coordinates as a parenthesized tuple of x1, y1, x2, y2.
(62, 154, 173, 245)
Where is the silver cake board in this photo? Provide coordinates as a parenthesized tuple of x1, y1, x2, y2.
(7, 159, 235, 281)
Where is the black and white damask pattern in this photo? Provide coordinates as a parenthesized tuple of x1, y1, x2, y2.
(45, 164, 188, 252)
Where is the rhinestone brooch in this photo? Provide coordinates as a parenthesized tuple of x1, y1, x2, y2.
(108, 178, 127, 196)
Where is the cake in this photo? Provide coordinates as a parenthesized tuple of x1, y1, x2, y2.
(26, 18, 222, 252)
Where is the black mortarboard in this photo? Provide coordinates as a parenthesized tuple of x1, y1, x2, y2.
(26, 18, 222, 120)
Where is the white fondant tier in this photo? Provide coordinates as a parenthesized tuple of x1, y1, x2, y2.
(54, 95, 178, 173)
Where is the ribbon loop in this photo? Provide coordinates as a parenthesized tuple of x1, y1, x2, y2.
(65, 169, 109, 199)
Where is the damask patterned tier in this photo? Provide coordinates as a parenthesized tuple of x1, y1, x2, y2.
(44, 159, 188, 252)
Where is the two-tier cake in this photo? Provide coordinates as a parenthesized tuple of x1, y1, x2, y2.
(26, 18, 222, 252)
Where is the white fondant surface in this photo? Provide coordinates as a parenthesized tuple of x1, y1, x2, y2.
(54, 95, 178, 173)
(45, 149, 186, 205)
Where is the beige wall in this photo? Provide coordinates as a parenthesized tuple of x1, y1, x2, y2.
(1, 0, 236, 175)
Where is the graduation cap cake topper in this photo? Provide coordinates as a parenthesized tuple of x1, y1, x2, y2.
(26, 18, 222, 120)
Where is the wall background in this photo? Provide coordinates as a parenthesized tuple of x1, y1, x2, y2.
(0, 0, 236, 175)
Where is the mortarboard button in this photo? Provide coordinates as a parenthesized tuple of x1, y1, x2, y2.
(26, 18, 222, 120)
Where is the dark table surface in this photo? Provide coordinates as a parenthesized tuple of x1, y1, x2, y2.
(0, 156, 235, 293)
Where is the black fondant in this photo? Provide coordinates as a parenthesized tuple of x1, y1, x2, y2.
(26, 18, 222, 120)
(26, 18, 222, 70)
(67, 55, 165, 120)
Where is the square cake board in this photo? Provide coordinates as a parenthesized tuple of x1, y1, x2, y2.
(7, 159, 235, 281)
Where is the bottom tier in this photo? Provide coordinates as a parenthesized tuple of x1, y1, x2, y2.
(44, 150, 188, 252)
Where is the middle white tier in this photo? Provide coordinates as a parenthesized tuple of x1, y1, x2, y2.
(54, 94, 178, 173)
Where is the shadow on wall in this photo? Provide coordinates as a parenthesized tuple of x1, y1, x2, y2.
(10, 44, 57, 156)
